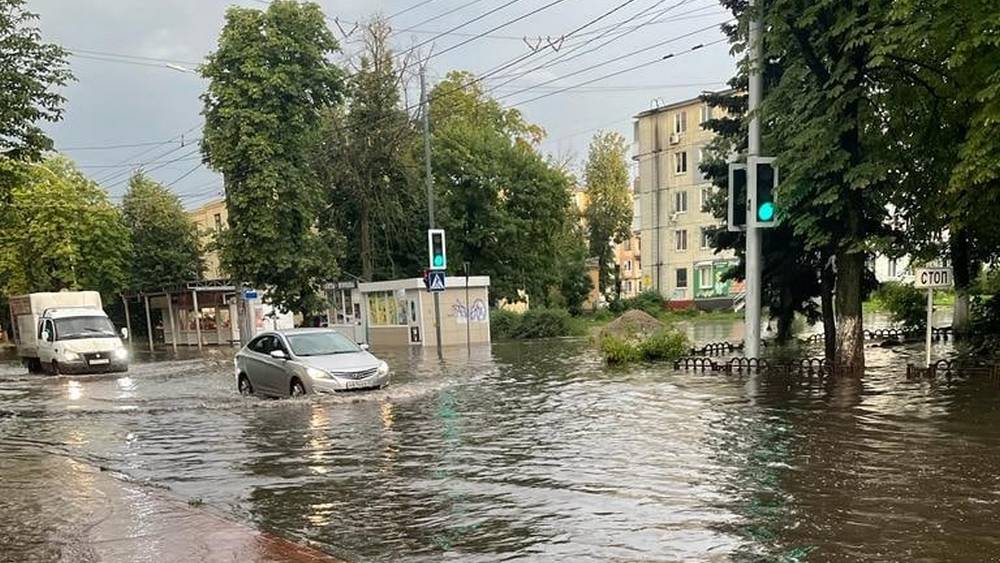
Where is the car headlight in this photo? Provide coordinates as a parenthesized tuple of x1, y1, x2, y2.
(64, 351, 80, 361)
(376, 360, 389, 376)
(306, 367, 330, 379)
(114, 348, 128, 360)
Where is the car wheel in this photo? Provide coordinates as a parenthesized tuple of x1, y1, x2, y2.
(50, 361, 60, 376)
(238, 375, 254, 397)
(290, 378, 306, 397)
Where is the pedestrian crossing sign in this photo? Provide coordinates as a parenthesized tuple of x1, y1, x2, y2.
(428, 270, 446, 293)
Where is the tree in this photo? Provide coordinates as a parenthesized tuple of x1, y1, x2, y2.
(121, 173, 202, 290)
(201, 0, 345, 314)
(317, 18, 423, 282)
(0, 156, 129, 298)
(429, 71, 575, 305)
(583, 131, 632, 294)
(0, 0, 73, 163)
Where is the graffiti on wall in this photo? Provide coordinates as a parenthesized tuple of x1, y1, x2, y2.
(453, 298, 487, 323)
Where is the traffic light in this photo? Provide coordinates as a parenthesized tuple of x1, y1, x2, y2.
(427, 229, 447, 270)
(728, 163, 747, 232)
(749, 156, 778, 228)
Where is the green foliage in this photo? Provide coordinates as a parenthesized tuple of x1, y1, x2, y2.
(317, 18, 423, 281)
(200, 0, 345, 314)
(0, 0, 73, 162)
(551, 220, 592, 315)
(429, 71, 575, 306)
(490, 307, 573, 340)
(871, 282, 926, 330)
(972, 269, 1000, 296)
(121, 173, 202, 290)
(583, 131, 632, 293)
(600, 328, 689, 364)
(0, 156, 130, 299)
(489, 308, 520, 340)
(609, 289, 665, 317)
(600, 334, 643, 364)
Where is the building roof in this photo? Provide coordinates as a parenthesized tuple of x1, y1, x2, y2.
(633, 89, 737, 119)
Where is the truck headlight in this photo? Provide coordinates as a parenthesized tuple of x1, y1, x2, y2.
(306, 367, 330, 379)
(114, 348, 129, 360)
(377, 361, 389, 376)
(64, 351, 80, 361)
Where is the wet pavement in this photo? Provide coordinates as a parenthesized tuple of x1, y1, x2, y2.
(2, 327, 1000, 562)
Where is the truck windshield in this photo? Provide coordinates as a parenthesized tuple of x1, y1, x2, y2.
(54, 316, 117, 340)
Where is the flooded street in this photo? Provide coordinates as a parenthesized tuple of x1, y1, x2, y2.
(2, 330, 1000, 562)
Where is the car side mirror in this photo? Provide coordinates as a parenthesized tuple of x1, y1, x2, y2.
(41, 330, 51, 342)
(360, 344, 370, 351)
(269, 350, 287, 360)
(120, 327, 129, 340)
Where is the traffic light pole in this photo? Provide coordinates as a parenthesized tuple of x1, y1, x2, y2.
(745, 2, 763, 359)
(422, 67, 444, 359)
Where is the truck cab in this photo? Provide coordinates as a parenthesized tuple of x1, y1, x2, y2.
(10, 291, 129, 375)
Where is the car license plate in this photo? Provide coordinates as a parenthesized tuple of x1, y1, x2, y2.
(345, 379, 372, 390)
(89, 358, 110, 365)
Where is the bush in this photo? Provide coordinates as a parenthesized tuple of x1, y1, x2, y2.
(871, 282, 926, 330)
(513, 307, 572, 339)
(608, 290, 666, 318)
(490, 309, 521, 340)
(640, 329, 690, 361)
(490, 307, 573, 339)
(600, 328, 690, 364)
(600, 335, 643, 364)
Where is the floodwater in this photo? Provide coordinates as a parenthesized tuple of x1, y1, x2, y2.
(2, 328, 999, 562)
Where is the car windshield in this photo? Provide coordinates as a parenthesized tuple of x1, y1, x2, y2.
(286, 332, 360, 356)
(54, 316, 117, 340)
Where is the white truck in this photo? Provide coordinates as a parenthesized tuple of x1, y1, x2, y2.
(9, 291, 129, 375)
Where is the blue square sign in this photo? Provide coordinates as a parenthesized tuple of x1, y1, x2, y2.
(427, 270, 446, 293)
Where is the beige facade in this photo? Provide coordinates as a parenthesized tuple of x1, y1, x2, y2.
(188, 198, 228, 280)
(633, 94, 738, 307)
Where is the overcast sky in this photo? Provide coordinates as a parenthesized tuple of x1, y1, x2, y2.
(29, 0, 735, 208)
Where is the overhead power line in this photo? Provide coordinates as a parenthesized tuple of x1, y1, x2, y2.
(386, 0, 440, 20)
(425, 0, 572, 61)
(399, 0, 527, 58)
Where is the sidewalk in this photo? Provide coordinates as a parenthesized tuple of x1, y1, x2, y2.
(0, 449, 347, 563)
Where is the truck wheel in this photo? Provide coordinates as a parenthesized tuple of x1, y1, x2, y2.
(25, 358, 42, 374)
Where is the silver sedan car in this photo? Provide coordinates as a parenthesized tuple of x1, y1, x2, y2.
(235, 329, 390, 398)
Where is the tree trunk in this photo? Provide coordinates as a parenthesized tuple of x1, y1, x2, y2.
(949, 228, 975, 335)
(821, 259, 837, 363)
(359, 200, 373, 282)
(835, 250, 865, 373)
(776, 286, 796, 343)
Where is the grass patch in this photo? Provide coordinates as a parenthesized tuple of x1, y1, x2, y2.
(600, 328, 690, 364)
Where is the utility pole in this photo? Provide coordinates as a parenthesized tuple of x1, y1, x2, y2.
(745, 1, 763, 358)
(421, 66, 443, 358)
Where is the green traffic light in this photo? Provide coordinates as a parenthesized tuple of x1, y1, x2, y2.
(433, 255, 444, 267)
(757, 202, 775, 222)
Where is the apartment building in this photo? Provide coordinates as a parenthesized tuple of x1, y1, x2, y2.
(633, 94, 739, 309)
(188, 198, 228, 280)
(614, 195, 643, 298)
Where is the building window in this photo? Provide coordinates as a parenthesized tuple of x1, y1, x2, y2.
(889, 259, 898, 278)
(637, 280, 642, 292)
(701, 228, 712, 249)
(624, 239, 631, 251)
(625, 280, 633, 293)
(700, 104, 711, 128)
(700, 187, 713, 211)
(625, 259, 632, 272)
(698, 265, 714, 289)
(674, 190, 688, 213)
(675, 229, 688, 251)
(367, 290, 408, 326)
(676, 268, 688, 288)
(637, 238, 641, 252)
(213, 213, 222, 232)
(674, 151, 687, 175)
(674, 111, 687, 134)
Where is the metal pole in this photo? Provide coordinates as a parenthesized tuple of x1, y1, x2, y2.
(745, 2, 763, 358)
(143, 294, 154, 352)
(122, 295, 133, 348)
(166, 294, 178, 353)
(192, 290, 203, 350)
(926, 288, 933, 367)
(465, 262, 471, 354)
(422, 66, 444, 359)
